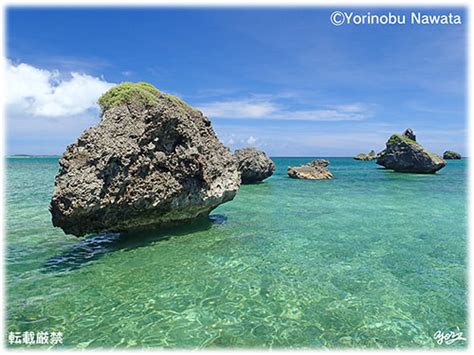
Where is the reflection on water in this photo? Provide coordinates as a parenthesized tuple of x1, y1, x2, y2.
(43, 215, 227, 273)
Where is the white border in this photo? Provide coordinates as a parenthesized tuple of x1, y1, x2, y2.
(0, 1, 471, 354)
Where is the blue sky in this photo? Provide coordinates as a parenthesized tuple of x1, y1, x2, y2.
(6, 7, 467, 156)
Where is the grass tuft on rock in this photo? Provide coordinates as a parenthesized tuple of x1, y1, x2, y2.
(164, 93, 196, 112)
(387, 134, 417, 146)
(98, 82, 160, 112)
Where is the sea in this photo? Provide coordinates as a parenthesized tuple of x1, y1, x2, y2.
(5, 156, 467, 349)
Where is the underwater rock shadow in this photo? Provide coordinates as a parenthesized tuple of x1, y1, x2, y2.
(42, 214, 227, 273)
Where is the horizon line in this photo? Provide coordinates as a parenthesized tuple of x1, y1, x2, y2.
(4, 154, 469, 159)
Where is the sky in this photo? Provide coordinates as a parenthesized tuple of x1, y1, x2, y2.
(5, 7, 467, 156)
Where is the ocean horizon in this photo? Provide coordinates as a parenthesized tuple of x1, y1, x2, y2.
(5, 155, 470, 158)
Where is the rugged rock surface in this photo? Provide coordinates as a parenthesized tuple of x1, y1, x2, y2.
(443, 150, 461, 160)
(288, 160, 333, 180)
(354, 150, 377, 161)
(234, 147, 275, 184)
(50, 82, 240, 237)
(376, 129, 445, 173)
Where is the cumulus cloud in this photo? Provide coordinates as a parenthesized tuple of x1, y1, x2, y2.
(197, 99, 280, 119)
(197, 97, 374, 121)
(246, 136, 257, 146)
(6, 60, 114, 117)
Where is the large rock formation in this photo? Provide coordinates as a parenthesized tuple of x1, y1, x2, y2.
(443, 150, 461, 160)
(354, 150, 377, 161)
(376, 129, 445, 173)
(50, 82, 240, 237)
(288, 160, 333, 180)
(234, 147, 275, 184)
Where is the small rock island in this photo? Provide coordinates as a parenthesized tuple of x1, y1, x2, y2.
(354, 150, 377, 161)
(288, 160, 333, 180)
(443, 150, 461, 160)
(234, 147, 275, 184)
(50, 82, 240, 237)
(376, 128, 445, 173)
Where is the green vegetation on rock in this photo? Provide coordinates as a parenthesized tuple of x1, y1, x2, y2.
(387, 134, 417, 146)
(164, 93, 196, 112)
(98, 82, 160, 112)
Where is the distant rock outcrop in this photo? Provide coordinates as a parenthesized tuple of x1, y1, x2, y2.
(50, 82, 240, 237)
(234, 147, 275, 184)
(376, 129, 445, 173)
(354, 150, 377, 161)
(443, 150, 461, 160)
(288, 160, 333, 180)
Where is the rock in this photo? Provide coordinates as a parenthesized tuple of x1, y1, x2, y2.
(234, 147, 275, 184)
(50, 82, 240, 237)
(376, 150, 385, 159)
(354, 153, 369, 161)
(376, 129, 445, 173)
(443, 150, 461, 160)
(354, 150, 377, 161)
(288, 160, 333, 180)
(402, 128, 416, 141)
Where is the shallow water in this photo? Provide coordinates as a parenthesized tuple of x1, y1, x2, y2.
(5, 157, 467, 349)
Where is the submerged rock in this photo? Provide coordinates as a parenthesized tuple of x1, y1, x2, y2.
(376, 129, 445, 173)
(50, 82, 240, 237)
(234, 147, 275, 184)
(288, 160, 333, 180)
(443, 150, 461, 160)
(354, 150, 377, 161)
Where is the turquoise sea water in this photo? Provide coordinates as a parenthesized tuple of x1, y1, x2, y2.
(6, 157, 467, 349)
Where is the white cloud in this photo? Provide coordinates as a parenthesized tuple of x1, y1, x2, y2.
(246, 135, 257, 146)
(6, 60, 114, 117)
(197, 97, 373, 121)
(197, 99, 280, 118)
